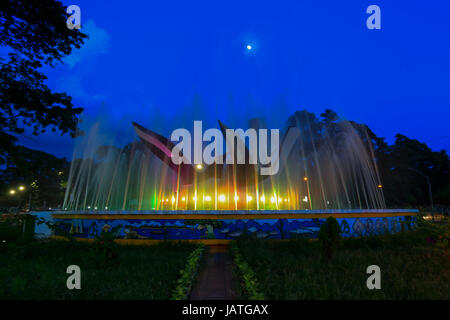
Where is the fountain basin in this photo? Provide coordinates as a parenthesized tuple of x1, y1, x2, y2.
(47, 209, 418, 244)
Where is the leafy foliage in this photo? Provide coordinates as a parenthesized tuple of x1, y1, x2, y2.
(171, 244, 205, 300)
(233, 223, 450, 299)
(231, 240, 264, 300)
(0, 0, 87, 164)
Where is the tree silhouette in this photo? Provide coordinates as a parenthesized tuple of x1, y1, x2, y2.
(0, 0, 87, 164)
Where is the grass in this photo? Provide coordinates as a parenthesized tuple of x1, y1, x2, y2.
(0, 239, 199, 299)
(233, 220, 450, 299)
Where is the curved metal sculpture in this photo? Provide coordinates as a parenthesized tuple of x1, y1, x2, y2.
(132, 121, 299, 187)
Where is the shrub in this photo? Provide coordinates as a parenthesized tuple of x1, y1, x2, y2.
(230, 241, 264, 300)
(318, 216, 342, 259)
(88, 229, 119, 269)
(171, 244, 205, 300)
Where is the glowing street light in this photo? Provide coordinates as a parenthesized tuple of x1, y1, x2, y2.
(196, 164, 203, 170)
(218, 194, 226, 202)
(18, 186, 25, 191)
(246, 195, 253, 202)
(9, 190, 15, 195)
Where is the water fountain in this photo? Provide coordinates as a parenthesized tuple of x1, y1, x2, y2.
(48, 112, 417, 243)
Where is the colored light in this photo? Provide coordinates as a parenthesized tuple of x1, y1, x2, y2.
(303, 177, 308, 181)
(18, 186, 25, 191)
(9, 190, 15, 195)
(234, 195, 239, 201)
(193, 196, 197, 201)
(270, 197, 276, 203)
(205, 195, 211, 201)
(171, 196, 175, 204)
(196, 164, 203, 170)
(246, 45, 252, 50)
(260, 196, 265, 202)
(278, 197, 282, 202)
(182, 197, 186, 201)
(378, 184, 383, 188)
(302, 196, 308, 202)
(247, 195, 253, 202)
(219, 195, 226, 202)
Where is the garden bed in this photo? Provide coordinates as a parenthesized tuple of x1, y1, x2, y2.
(0, 239, 199, 299)
(232, 220, 450, 299)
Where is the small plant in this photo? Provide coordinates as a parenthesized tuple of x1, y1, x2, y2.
(230, 241, 264, 300)
(171, 244, 205, 300)
(318, 216, 342, 259)
(88, 227, 119, 268)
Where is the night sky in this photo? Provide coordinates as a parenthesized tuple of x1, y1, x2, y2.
(18, 0, 450, 158)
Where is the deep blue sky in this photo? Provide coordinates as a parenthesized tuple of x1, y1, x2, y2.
(18, 0, 450, 158)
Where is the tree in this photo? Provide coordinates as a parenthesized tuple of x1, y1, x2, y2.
(0, 0, 87, 164)
(0, 145, 69, 209)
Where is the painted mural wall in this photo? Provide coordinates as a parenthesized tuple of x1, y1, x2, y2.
(53, 215, 416, 240)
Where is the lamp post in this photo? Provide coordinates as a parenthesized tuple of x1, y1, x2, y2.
(408, 168, 434, 220)
(304, 176, 312, 210)
(7, 185, 27, 211)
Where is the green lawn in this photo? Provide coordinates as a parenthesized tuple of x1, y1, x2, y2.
(0, 240, 198, 299)
(234, 222, 450, 300)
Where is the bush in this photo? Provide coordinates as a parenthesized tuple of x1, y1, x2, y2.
(88, 229, 119, 269)
(171, 244, 205, 300)
(318, 216, 342, 259)
(230, 241, 264, 300)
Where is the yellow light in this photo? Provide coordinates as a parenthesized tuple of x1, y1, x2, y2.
(302, 196, 308, 202)
(278, 197, 282, 202)
(247, 195, 253, 202)
(182, 197, 186, 201)
(171, 196, 175, 204)
(270, 197, 276, 203)
(303, 177, 308, 181)
(378, 184, 383, 188)
(165, 198, 169, 202)
(234, 195, 239, 201)
(219, 194, 226, 202)
(9, 190, 15, 195)
(284, 199, 288, 202)
(18, 186, 25, 191)
(193, 196, 197, 201)
(205, 195, 211, 202)
(260, 196, 265, 202)
(196, 164, 203, 170)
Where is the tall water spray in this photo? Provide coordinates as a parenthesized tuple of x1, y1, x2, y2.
(63, 111, 385, 211)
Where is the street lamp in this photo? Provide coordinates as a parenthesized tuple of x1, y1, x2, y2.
(408, 168, 434, 219)
(303, 176, 312, 210)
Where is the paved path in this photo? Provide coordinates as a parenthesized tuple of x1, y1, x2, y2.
(190, 245, 236, 300)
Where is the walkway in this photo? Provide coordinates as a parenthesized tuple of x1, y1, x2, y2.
(189, 245, 236, 300)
